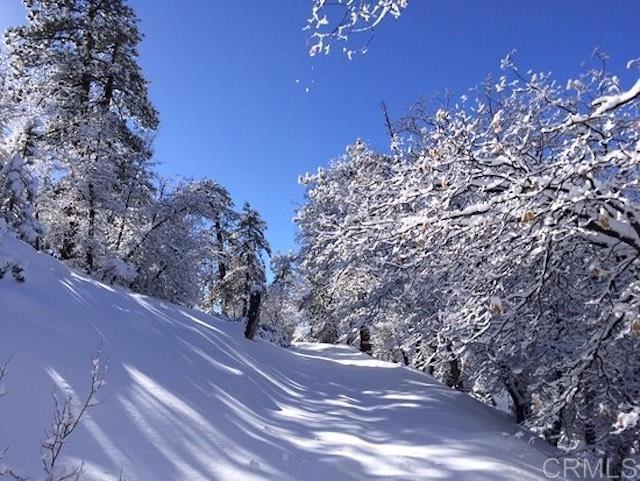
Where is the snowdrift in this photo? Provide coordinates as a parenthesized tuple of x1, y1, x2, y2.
(0, 232, 567, 480)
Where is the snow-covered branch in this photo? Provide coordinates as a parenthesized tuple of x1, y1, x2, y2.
(307, 0, 409, 57)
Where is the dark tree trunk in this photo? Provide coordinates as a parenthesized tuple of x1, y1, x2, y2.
(544, 414, 563, 447)
(86, 182, 96, 271)
(445, 340, 462, 389)
(60, 235, 75, 260)
(215, 219, 227, 278)
(359, 326, 372, 355)
(60, 203, 78, 261)
(413, 339, 426, 370)
(448, 358, 462, 389)
(603, 439, 628, 481)
(427, 340, 437, 375)
(584, 389, 597, 446)
(241, 272, 250, 318)
(542, 370, 564, 445)
(34, 210, 41, 251)
(505, 376, 529, 423)
(400, 349, 410, 366)
(214, 218, 228, 316)
(100, 38, 121, 110)
(244, 290, 262, 340)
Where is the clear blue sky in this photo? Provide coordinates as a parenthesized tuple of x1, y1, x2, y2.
(1, 1, 639, 257)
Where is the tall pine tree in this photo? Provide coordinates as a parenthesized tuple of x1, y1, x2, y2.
(0, 51, 41, 244)
(5, 0, 158, 273)
(219, 203, 270, 337)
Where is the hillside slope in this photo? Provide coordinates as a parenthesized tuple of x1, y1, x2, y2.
(0, 232, 566, 481)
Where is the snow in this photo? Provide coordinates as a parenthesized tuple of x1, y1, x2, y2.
(614, 408, 639, 434)
(0, 232, 570, 480)
(591, 78, 640, 117)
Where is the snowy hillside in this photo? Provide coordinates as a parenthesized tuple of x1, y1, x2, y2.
(0, 232, 566, 481)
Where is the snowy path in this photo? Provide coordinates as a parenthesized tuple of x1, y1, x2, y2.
(0, 234, 563, 480)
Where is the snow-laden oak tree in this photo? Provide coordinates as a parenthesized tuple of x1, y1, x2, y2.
(307, 0, 409, 57)
(127, 178, 239, 307)
(296, 56, 640, 471)
(261, 252, 309, 345)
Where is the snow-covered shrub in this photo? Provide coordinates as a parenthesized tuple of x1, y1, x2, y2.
(98, 256, 137, 285)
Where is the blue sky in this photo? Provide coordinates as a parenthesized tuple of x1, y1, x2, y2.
(1, 1, 639, 257)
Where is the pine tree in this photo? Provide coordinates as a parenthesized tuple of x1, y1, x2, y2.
(0, 48, 40, 244)
(220, 203, 270, 337)
(0, 122, 42, 244)
(5, 0, 158, 272)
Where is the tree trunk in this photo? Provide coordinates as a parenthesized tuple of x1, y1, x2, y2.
(543, 372, 564, 445)
(215, 219, 227, 276)
(241, 272, 250, 318)
(505, 376, 528, 423)
(544, 414, 563, 447)
(400, 350, 410, 366)
(86, 182, 96, 271)
(359, 326, 372, 355)
(60, 202, 78, 261)
(448, 357, 462, 389)
(584, 389, 597, 446)
(100, 38, 121, 110)
(445, 340, 462, 389)
(244, 290, 262, 340)
(214, 218, 228, 316)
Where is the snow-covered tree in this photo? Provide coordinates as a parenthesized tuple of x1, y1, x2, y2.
(130, 179, 237, 307)
(0, 0, 275, 317)
(261, 252, 308, 345)
(220, 203, 271, 321)
(6, 0, 159, 273)
(0, 122, 42, 245)
(0, 49, 10, 130)
(0, 48, 41, 245)
(296, 55, 640, 469)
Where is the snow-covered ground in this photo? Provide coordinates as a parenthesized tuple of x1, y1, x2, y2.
(0, 232, 566, 480)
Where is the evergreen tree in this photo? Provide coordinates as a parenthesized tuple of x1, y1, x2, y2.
(197, 183, 237, 316)
(222, 203, 270, 329)
(0, 123, 42, 244)
(0, 48, 41, 244)
(5, 0, 159, 272)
